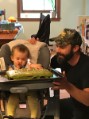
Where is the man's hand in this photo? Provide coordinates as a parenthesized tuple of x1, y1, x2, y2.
(52, 72, 69, 90)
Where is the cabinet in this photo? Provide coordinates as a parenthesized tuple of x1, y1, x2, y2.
(0, 22, 23, 47)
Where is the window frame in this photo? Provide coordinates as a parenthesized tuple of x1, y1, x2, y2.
(17, 0, 61, 21)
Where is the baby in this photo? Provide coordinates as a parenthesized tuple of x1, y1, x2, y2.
(6, 44, 42, 119)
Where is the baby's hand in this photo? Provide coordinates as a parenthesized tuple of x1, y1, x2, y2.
(29, 64, 43, 69)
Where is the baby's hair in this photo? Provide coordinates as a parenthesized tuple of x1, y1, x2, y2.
(11, 44, 30, 58)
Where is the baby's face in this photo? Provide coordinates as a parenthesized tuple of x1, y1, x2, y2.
(11, 49, 28, 69)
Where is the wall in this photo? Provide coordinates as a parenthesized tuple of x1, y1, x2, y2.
(0, 0, 85, 39)
(85, 0, 89, 15)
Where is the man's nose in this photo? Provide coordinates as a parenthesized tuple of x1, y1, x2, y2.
(56, 47, 62, 53)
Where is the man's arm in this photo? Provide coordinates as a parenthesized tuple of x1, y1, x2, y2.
(66, 83, 89, 106)
(53, 79, 89, 106)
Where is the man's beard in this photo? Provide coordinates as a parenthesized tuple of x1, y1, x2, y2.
(56, 50, 74, 65)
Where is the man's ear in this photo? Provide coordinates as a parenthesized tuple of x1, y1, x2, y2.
(73, 45, 80, 52)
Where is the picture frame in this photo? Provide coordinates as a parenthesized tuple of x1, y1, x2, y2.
(77, 16, 89, 40)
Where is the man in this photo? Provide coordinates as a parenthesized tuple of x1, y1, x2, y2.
(51, 28, 89, 119)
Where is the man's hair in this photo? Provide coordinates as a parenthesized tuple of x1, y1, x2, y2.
(11, 44, 30, 58)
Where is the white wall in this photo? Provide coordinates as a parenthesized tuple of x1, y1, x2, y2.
(0, 0, 85, 39)
(50, 0, 85, 38)
(85, 0, 89, 15)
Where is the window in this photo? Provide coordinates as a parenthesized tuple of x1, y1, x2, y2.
(17, 0, 60, 21)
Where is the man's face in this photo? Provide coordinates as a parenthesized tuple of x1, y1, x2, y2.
(56, 44, 74, 64)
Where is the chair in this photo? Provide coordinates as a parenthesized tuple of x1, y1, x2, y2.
(0, 41, 60, 119)
(39, 13, 46, 29)
(31, 13, 45, 38)
(31, 13, 51, 45)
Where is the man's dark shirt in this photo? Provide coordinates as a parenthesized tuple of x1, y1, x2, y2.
(51, 52, 89, 119)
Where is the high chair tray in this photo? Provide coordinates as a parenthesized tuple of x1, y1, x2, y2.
(0, 68, 63, 91)
(0, 77, 62, 91)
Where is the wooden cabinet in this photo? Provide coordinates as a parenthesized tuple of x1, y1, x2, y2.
(0, 30, 18, 47)
(0, 22, 23, 47)
(0, 32, 18, 47)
